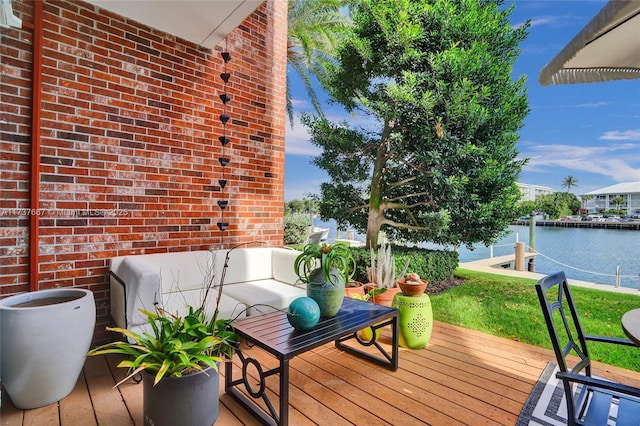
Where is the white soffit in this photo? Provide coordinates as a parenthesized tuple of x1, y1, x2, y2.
(539, 0, 640, 85)
(85, 0, 264, 48)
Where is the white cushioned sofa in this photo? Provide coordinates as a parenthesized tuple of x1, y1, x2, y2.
(109, 246, 305, 336)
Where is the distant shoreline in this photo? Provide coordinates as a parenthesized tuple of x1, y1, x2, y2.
(512, 220, 640, 230)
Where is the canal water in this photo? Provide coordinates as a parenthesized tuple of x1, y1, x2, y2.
(315, 220, 640, 290)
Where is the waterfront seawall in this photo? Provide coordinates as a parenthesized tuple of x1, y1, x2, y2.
(513, 220, 640, 230)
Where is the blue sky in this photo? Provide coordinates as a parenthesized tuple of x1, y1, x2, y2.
(284, 0, 640, 202)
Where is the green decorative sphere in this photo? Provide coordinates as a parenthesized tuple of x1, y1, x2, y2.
(287, 297, 321, 330)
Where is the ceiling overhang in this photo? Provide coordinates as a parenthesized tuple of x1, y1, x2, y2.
(539, 0, 640, 86)
(85, 0, 264, 48)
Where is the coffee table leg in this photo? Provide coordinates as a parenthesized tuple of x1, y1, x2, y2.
(391, 314, 399, 371)
(225, 349, 290, 425)
(334, 315, 399, 371)
(280, 359, 290, 425)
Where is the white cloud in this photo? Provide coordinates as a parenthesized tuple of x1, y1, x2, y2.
(527, 16, 558, 27)
(285, 119, 322, 156)
(533, 101, 614, 110)
(285, 107, 380, 156)
(576, 102, 612, 108)
(599, 129, 640, 141)
(521, 143, 640, 182)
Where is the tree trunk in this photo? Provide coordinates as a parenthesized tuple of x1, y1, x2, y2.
(365, 120, 393, 249)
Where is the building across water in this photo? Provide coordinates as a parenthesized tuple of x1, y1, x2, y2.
(582, 181, 640, 214)
(516, 182, 554, 202)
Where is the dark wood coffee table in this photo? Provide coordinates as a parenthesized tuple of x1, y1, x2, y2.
(224, 297, 399, 426)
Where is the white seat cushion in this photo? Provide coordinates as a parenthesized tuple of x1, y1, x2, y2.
(222, 279, 307, 316)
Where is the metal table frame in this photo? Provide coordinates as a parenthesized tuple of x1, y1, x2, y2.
(225, 297, 399, 426)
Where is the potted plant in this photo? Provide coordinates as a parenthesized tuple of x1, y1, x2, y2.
(396, 272, 429, 297)
(87, 248, 240, 426)
(366, 244, 400, 306)
(294, 241, 356, 318)
(345, 279, 365, 298)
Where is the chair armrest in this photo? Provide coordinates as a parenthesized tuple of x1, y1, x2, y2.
(556, 371, 640, 398)
(585, 334, 638, 347)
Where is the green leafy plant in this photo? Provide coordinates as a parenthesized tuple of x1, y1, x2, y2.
(88, 307, 238, 386)
(350, 286, 387, 302)
(294, 241, 356, 286)
(87, 244, 251, 386)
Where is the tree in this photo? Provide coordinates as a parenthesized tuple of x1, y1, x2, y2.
(611, 196, 625, 213)
(561, 175, 579, 192)
(287, 0, 351, 124)
(537, 192, 581, 219)
(303, 0, 529, 249)
(580, 194, 592, 213)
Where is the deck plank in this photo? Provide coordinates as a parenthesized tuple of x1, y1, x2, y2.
(1, 386, 24, 426)
(103, 353, 144, 425)
(22, 403, 59, 426)
(60, 371, 97, 426)
(83, 355, 134, 426)
(6, 320, 640, 425)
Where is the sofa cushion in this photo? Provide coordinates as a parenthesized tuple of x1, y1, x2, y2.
(162, 289, 246, 321)
(139, 250, 217, 293)
(223, 247, 274, 284)
(271, 247, 302, 285)
(222, 279, 306, 316)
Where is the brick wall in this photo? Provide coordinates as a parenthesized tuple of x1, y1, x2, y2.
(0, 0, 287, 343)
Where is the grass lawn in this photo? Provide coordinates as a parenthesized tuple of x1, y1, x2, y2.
(431, 268, 640, 372)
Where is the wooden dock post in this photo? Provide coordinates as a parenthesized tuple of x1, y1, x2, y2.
(515, 242, 525, 271)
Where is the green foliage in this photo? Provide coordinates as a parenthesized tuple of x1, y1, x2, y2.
(611, 196, 626, 211)
(393, 245, 459, 283)
(561, 175, 579, 192)
(305, 0, 530, 249)
(284, 212, 310, 245)
(537, 192, 581, 219)
(294, 242, 356, 285)
(88, 307, 238, 386)
(287, 0, 352, 124)
(516, 200, 539, 217)
(350, 245, 458, 284)
(431, 269, 640, 372)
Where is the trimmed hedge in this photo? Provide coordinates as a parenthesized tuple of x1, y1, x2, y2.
(284, 213, 310, 245)
(351, 245, 458, 284)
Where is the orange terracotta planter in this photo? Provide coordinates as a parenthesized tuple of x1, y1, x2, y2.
(396, 278, 428, 297)
(344, 281, 365, 298)
(368, 286, 402, 307)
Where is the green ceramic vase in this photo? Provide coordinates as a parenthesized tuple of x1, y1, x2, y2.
(306, 267, 345, 318)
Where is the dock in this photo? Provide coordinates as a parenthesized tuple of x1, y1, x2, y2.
(464, 253, 538, 270)
(460, 255, 640, 295)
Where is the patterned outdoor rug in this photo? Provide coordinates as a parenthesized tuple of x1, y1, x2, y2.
(517, 363, 619, 425)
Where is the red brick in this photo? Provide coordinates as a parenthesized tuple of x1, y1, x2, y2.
(2, 0, 287, 344)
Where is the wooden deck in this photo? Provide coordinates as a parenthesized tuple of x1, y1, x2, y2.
(3, 321, 640, 425)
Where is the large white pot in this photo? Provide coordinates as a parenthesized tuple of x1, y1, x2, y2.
(0, 288, 96, 409)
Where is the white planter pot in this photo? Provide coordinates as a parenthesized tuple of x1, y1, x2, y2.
(0, 288, 96, 409)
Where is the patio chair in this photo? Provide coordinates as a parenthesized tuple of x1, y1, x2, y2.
(535, 271, 640, 425)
